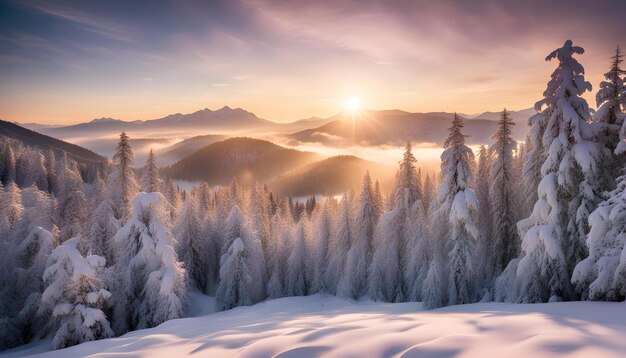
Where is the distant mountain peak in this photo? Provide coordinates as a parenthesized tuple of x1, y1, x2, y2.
(89, 117, 121, 124)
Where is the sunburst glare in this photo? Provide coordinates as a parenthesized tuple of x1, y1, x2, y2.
(345, 96, 361, 112)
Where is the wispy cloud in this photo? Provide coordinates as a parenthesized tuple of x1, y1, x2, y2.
(0, 32, 88, 68)
(18, 0, 135, 43)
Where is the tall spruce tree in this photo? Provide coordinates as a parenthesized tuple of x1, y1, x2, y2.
(174, 196, 209, 293)
(40, 239, 113, 349)
(422, 173, 436, 213)
(339, 172, 377, 299)
(572, 46, 626, 300)
(499, 40, 606, 303)
(111, 193, 186, 332)
(309, 198, 334, 293)
(489, 109, 520, 280)
(109, 132, 139, 222)
(368, 188, 408, 302)
(424, 114, 479, 308)
(285, 217, 309, 297)
(522, 113, 547, 217)
(57, 160, 86, 243)
(325, 195, 352, 294)
(394, 142, 422, 205)
(475, 145, 493, 285)
(266, 207, 289, 298)
(140, 149, 162, 193)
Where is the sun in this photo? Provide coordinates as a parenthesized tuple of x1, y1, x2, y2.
(345, 96, 361, 112)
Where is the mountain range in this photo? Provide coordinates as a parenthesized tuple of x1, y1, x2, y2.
(286, 108, 535, 147)
(2, 106, 535, 197)
(22, 106, 335, 139)
(19, 106, 535, 150)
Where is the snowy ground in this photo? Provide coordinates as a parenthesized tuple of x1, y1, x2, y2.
(2, 295, 625, 358)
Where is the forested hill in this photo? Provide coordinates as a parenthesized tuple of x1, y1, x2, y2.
(161, 137, 321, 186)
(0, 120, 106, 164)
(269, 155, 393, 197)
(157, 134, 227, 166)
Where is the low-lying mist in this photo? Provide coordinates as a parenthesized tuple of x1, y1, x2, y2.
(55, 128, 498, 198)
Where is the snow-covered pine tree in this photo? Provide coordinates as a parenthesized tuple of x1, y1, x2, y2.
(522, 112, 547, 217)
(41, 238, 113, 349)
(140, 149, 162, 193)
(163, 176, 181, 215)
(0, 143, 16, 185)
(9, 186, 56, 244)
(85, 200, 118, 263)
(593, 46, 626, 156)
(285, 217, 309, 296)
(109, 132, 139, 222)
(422, 173, 436, 214)
(572, 170, 626, 300)
(212, 187, 230, 253)
(196, 182, 213, 214)
(248, 184, 271, 269)
(502, 40, 606, 303)
(309, 197, 334, 293)
(590, 46, 626, 199)
(475, 145, 493, 285)
(369, 143, 428, 302)
(25, 150, 48, 192)
(192, 185, 218, 294)
(13, 150, 27, 187)
(394, 142, 422, 205)
(512, 137, 529, 219)
(373, 180, 384, 215)
(0, 181, 23, 241)
(572, 47, 626, 301)
(215, 237, 250, 310)
(45, 149, 57, 194)
(141, 239, 187, 327)
(112, 192, 186, 332)
(0, 227, 56, 350)
(229, 177, 243, 210)
(403, 198, 430, 302)
(223, 203, 245, 255)
(445, 114, 480, 306)
(489, 109, 520, 281)
(266, 207, 289, 298)
(368, 188, 407, 302)
(422, 252, 446, 309)
(339, 172, 377, 299)
(174, 196, 209, 293)
(425, 113, 479, 308)
(57, 160, 86, 243)
(88, 175, 107, 212)
(324, 195, 352, 294)
(216, 217, 266, 310)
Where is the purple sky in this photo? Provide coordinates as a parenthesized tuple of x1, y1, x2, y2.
(1, 0, 624, 124)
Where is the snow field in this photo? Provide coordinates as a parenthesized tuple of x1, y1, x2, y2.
(3, 295, 625, 358)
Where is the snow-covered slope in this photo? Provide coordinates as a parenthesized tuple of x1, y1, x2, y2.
(3, 295, 625, 358)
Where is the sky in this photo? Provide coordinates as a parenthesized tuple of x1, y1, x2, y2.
(1, 0, 625, 125)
